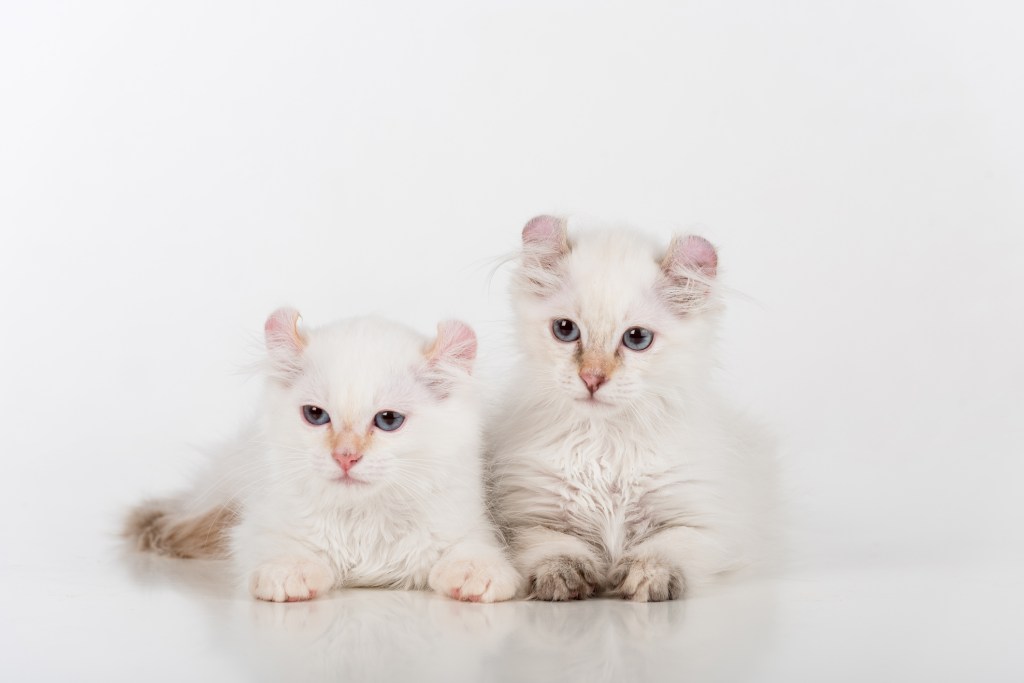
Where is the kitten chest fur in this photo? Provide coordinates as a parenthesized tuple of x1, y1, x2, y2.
(506, 417, 696, 566)
(311, 499, 442, 588)
(235, 472, 477, 591)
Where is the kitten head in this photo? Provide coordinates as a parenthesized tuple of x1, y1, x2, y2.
(260, 309, 479, 498)
(511, 215, 720, 416)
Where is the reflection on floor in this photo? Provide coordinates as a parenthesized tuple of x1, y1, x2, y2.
(120, 552, 777, 682)
(2, 549, 1021, 681)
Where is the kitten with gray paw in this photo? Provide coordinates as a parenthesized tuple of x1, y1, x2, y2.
(490, 216, 776, 601)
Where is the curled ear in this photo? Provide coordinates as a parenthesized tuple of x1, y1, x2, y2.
(264, 307, 306, 381)
(516, 215, 569, 296)
(426, 320, 477, 374)
(522, 215, 568, 255)
(660, 235, 718, 314)
(422, 320, 477, 397)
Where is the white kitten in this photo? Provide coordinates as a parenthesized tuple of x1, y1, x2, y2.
(489, 216, 775, 601)
(126, 309, 521, 603)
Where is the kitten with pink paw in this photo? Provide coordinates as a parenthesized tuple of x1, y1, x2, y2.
(249, 559, 335, 603)
(126, 309, 516, 603)
(429, 554, 523, 603)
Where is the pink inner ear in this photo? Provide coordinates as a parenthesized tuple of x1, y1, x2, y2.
(671, 235, 718, 278)
(429, 320, 477, 372)
(264, 307, 305, 354)
(522, 215, 567, 251)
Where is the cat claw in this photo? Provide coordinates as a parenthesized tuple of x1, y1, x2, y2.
(610, 555, 685, 602)
(528, 555, 601, 601)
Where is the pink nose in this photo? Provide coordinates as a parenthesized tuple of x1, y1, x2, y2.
(579, 370, 607, 394)
(333, 451, 363, 473)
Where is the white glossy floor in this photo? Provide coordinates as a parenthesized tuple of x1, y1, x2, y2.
(4, 536, 1022, 682)
(3, 0, 1023, 680)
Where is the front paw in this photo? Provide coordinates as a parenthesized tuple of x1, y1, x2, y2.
(430, 557, 522, 603)
(249, 559, 334, 603)
(610, 555, 685, 602)
(528, 555, 601, 601)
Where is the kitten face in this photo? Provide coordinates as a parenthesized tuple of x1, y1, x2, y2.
(261, 310, 477, 496)
(512, 216, 718, 415)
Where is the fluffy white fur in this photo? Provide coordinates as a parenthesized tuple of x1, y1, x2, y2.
(127, 311, 520, 603)
(489, 216, 775, 602)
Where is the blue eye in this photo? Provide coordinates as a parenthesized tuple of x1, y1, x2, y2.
(622, 327, 654, 351)
(374, 411, 405, 432)
(302, 405, 331, 426)
(552, 319, 580, 342)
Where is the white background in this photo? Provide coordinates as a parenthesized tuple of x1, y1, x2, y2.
(1, 1, 1022, 681)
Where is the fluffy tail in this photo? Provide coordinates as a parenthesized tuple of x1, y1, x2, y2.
(123, 498, 238, 559)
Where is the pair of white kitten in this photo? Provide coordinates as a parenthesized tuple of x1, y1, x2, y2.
(126, 216, 771, 603)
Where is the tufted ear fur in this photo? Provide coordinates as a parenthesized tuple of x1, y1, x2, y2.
(516, 215, 570, 296)
(522, 215, 568, 254)
(422, 320, 477, 397)
(660, 235, 718, 314)
(264, 307, 307, 382)
(426, 320, 477, 373)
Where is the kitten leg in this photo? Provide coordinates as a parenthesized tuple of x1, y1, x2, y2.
(234, 520, 336, 603)
(429, 535, 522, 603)
(514, 526, 604, 601)
(611, 526, 720, 602)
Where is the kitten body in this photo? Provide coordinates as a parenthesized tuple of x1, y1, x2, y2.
(127, 311, 520, 603)
(490, 217, 775, 601)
